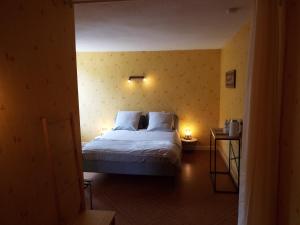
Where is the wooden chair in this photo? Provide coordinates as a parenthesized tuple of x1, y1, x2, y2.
(41, 113, 115, 225)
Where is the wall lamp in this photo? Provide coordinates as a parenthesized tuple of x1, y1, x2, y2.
(128, 75, 146, 82)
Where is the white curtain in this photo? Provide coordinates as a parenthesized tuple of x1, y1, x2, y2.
(238, 0, 285, 225)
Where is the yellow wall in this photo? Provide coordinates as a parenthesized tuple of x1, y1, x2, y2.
(219, 24, 250, 127)
(77, 50, 221, 146)
(278, 1, 300, 224)
(218, 24, 251, 179)
(0, 1, 82, 225)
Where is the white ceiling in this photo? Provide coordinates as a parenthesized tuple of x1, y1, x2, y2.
(75, 0, 252, 52)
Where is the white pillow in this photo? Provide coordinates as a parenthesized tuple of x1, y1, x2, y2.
(113, 111, 142, 131)
(147, 112, 174, 131)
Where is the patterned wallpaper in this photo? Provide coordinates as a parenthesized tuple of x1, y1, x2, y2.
(77, 50, 221, 146)
(278, 1, 300, 224)
(0, 1, 82, 225)
(218, 24, 251, 179)
(219, 24, 250, 127)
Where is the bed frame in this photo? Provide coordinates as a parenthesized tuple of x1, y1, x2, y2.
(83, 160, 180, 176)
(82, 114, 181, 176)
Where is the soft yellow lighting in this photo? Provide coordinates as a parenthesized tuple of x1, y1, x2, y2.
(184, 128, 192, 140)
(100, 127, 109, 136)
(183, 164, 192, 180)
(142, 75, 155, 89)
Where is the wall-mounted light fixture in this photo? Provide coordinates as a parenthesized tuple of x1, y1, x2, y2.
(128, 75, 145, 82)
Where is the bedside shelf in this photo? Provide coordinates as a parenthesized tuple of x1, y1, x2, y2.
(181, 138, 198, 151)
(181, 138, 198, 143)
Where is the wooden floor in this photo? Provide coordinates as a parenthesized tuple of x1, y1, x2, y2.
(84, 151, 238, 225)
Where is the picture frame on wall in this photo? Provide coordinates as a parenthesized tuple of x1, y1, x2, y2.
(226, 70, 236, 88)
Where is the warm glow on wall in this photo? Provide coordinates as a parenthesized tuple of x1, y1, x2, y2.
(126, 78, 135, 90)
(100, 127, 109, 136)
(126, 73, 155, 91)
(127, 74, 147, 89)
(77, 51, 220, 143)
(142, 74, 155, 89)
(143, 74, 154, 90)
(97, 118, 114, 136)
(179, 122, 200, 140)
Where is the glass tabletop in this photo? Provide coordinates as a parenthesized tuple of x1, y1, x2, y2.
(210, 128, 241, 140)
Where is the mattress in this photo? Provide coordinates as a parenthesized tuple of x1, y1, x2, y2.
(82, 130, 182, 167)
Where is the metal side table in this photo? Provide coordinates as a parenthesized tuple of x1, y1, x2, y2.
(209, 128, 241, 193)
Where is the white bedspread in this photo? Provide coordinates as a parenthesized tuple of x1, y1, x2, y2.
(82, 130, 182, 166)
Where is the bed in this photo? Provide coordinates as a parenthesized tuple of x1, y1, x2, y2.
(82, 129, 182, 176)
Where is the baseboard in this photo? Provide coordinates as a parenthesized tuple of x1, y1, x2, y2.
(217, 145, 239, 185)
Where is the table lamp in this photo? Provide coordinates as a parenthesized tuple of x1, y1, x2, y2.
(184, 128, 192, 140)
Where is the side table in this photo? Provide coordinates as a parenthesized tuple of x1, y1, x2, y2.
(181, 138, 198, 151)
(210, 128, 241, 193)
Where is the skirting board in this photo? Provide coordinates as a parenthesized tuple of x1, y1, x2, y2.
(217, 145, 239, 185)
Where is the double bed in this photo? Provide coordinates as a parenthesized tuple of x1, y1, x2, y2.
(82, 129, 182, 176)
